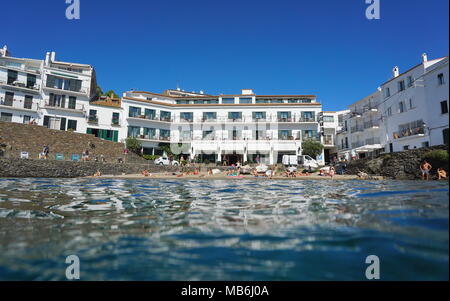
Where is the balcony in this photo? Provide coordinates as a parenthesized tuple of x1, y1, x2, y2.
(160, 116, 172, 122)
(111, 118, 120, 126)
(393, 127, 425, 140)
(0, 79, 41, 94)
(87, 115, 98, 124)
(363, 121, 380, 130)
(277, 117, 293, 123)
(0, 61, 41, 74)
(0, 98, 38, 111)
(202, 118, 218, 123)
(323, 135, 334, 146)
(44, 102, 85, 112)
(159, 136, 171, 141)
(179, 118, 194, 123)
(298, 117, 316, 123)
(43, 85, 88, 96)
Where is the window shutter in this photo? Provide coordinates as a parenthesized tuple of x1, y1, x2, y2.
(60, 118, 66, 131)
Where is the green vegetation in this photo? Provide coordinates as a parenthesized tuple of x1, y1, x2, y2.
(158, 143, 174, 157)
(95, 85, 119, 99)
(143, 155, 159, 161)
(302, 139, 324, 158)
(423, 150, 449, 169)
(125, 137, 142, 155)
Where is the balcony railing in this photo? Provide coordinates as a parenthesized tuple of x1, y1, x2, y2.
(45, 102, 85, 111)
(323, 136, 334, 145)
(112, 118, 120, 126)
(393, 127, 425, 139)
(0, 79, 40, 91)
(44, 85, 88, 94)
(0, 61, 41, 74)
(87, 115, 98, 124)
(364, 121, 380, 129)
(298, 117, 316, 122)
(0, 98, 38, 111)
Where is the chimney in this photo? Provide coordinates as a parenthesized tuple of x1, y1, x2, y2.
(392, 66, 399, 78)
(422, 53, 428, 63)
(45, 52, 51, 66)
(50, 51, 56, 62)
(0, 45, 8, 57)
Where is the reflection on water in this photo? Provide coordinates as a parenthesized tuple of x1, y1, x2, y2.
(0, 178, 448, 280)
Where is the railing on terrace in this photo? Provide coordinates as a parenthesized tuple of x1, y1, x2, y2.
(111, 119, 120, 126)
(0, 61, 41, 74)
(0, 98, 38, 110)
(364, 121, 380, 129)
(44, 85, 88, 94)
(87, 115, 98, 123)
(393, 127, 425, 139)
(45, 102, 85, 111)
(0, 79, 40, 91)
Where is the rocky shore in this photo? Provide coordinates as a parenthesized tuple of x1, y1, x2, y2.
(346, 145, 448, 180)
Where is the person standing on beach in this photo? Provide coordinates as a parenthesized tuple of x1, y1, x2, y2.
(420, 161, 432, 180)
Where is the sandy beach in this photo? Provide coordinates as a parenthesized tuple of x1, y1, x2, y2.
(91, 171, 383, 181)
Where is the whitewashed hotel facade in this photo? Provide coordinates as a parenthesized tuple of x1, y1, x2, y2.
(121, 89, 327, 165)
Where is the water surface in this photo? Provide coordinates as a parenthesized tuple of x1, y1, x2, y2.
(0, 178, 448, 280)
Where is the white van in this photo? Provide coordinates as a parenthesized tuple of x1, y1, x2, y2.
(298, 155, 319, 169)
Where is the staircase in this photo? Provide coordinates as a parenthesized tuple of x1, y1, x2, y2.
(0, 121, 145, 163)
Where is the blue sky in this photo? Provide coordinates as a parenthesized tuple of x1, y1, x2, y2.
(3, 0, 449, 110)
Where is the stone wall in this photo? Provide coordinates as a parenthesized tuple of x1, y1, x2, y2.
(0, 121, 144, 163)
(0, 158, 190, 178)
(345, 145, 449, 180)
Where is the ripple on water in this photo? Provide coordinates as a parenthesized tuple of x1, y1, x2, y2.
(0, 178, 447, 280)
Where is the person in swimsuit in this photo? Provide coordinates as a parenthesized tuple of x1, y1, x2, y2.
(420, 161, 432, 180)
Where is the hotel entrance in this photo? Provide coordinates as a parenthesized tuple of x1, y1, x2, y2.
(222, 153, 243, 166)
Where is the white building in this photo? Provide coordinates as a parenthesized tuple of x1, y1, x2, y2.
(337, 91, 384, 160)
(380, 54, 449, 152)
(0, 46, 98, 136)
(121, 89, 327, 165)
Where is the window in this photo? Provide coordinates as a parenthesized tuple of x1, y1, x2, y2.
(277, 112, 292, 121)
(49, 94, 66, 108)
(422, 142, 430, 148)
(385, 87, 390, 98)
(409, 98, 413, 109)
(323, 116, 334, 123)
(202, 130, 215, 139)
(239, 97, 252, 104)
(438, 73, 445, 85)
(0, 112, 13, 122)
(46, 75, 82, 92)
(143, 127, 156, 139)
(303, 130, 317, 139)
(180, 130, 192, 140)
(144, 109, 156, 119)
(43, 116, 66, 130)
(399, 101, 406, 113)
(127, 126, 140, 138)
(160, 111, 171, 121)
(387, 107, 392, 116)
(4, 92, 14, 106)
(203, 112, 217, 120)
(180, 112, 193, 122)
(278, 130, 292, 140)
(403, 145, 409, 150)
(222, 98, 235, 104)
(301, 111, 315, 121)
(68, 96, 76, 109)
(112, 112, 120, 125)
(440, 100, 448, 114)
(23, 115, 31, 124)
(228, 112, 242, 120)
(443, 128, 449, 145)
(27, 74, 36, 89)
(398, 80, 405, 92)
(160, 129, 170, 139)
(67, 120, 77, 131)
(7, 70, 18, 85)
(252, 112, 266, 120)
(407, 76, 414, 87)
(129, 106, 141, 117)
